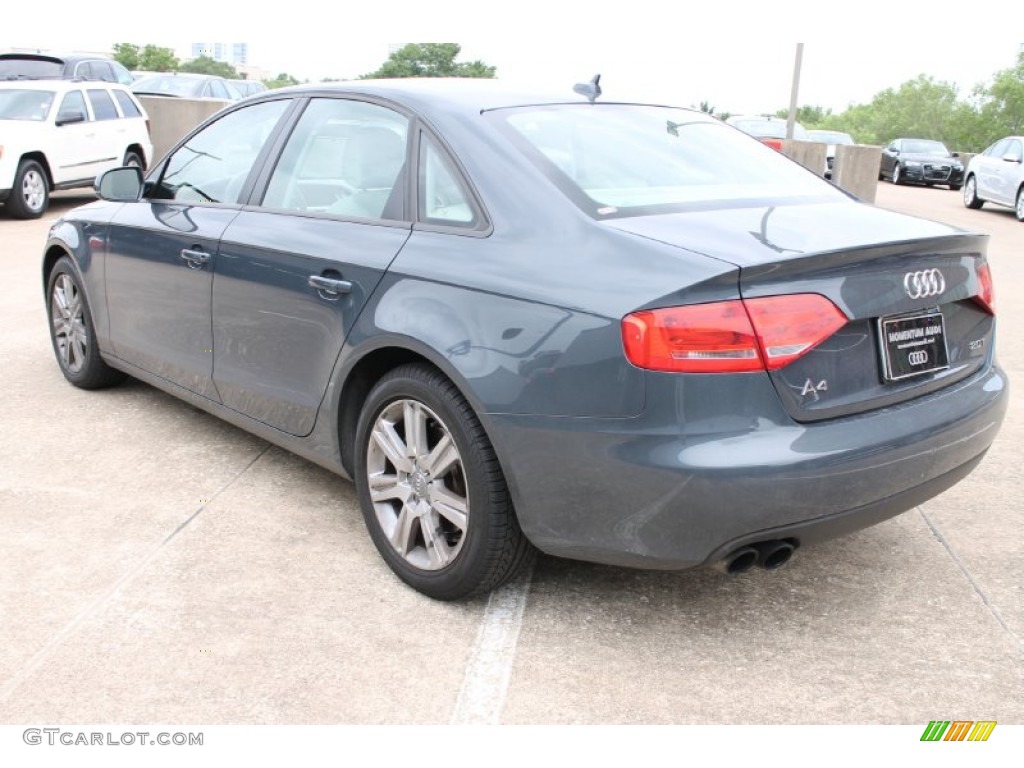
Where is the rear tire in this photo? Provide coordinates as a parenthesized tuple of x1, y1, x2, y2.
(46, 256, 126, 389)
(963, 175, 984, 209)
(354, 363, 533, 600)
(7, 159, 49, 219)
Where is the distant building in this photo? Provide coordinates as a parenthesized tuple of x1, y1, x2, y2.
(191, 42, 248, 66)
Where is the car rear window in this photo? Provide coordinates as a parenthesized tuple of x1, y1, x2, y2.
(0, 57, 63, 79)
(0, 89, 54, 120)
(494, 104, 841, 218)
(113, 90, 142, 117)
(132, 76, 197, 97)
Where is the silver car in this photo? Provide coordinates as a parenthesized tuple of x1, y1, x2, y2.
(963, 136, 1024, 220)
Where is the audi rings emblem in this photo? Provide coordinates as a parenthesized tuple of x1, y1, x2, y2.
(904, 269, 946, 299)
(908, 350, 930, 366)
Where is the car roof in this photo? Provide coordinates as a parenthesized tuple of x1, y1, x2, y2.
(261, 78, 692, 116)
(0, 79, 130, 92)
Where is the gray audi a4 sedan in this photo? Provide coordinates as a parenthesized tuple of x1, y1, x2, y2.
(42, 79, 1007, 600)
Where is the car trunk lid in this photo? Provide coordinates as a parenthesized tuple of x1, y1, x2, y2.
(605, 200, 994, 422)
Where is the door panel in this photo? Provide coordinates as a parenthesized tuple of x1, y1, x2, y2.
(213, 215, 409, 435)
(105, 203, 239, 399)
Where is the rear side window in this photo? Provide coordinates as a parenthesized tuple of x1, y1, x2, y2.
(418, 135, 476, 226)
(87, 89, 118, 120)
(153, 99, 290, 204)
(113, 90, 142, 118)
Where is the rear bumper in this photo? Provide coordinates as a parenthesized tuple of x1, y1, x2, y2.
(489, 364, 1007, 570)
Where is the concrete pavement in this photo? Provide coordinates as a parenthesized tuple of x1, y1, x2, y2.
(0, 184, 1020, 725)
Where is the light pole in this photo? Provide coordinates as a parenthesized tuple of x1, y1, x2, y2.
(786, 43, 804, 139)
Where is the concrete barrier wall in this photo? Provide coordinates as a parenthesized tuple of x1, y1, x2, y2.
(833, 144, 882, 203)
(138, 96, 233, 167)
(781, 139, 827, 177)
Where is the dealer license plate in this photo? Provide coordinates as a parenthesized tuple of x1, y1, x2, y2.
(878, 309, 950, 382)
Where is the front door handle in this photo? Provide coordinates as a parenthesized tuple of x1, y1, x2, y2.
(180, 248, 211, 269)
(308, 274, 352, 297)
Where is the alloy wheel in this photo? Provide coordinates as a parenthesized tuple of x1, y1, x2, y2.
(365, 398, 469, 570)
(21, 168, 46, 213)
(50, 274, 88, 373)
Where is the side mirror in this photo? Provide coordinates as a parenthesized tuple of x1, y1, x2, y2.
(95, 166, 143, 201)
(951, 151, 960, 158)
(55, 110, 86, 126)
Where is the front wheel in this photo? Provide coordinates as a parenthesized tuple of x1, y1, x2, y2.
(122, 150, 144, 170)
(963, 175, 984, 209)
(891, 164, 902, 184)
(7, 159, 49, 218)
(354, 364, 533, 600)
(47, 257, 126, 389)
(1016, 187, 1024, 222)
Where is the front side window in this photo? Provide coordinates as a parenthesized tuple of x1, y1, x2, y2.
(418, 135, 475, 226)
(494, 104, 842, 218)
(985, 139, 1010, 158)
(1005, 139, 1023, 162)
(0, 89, 54, 121)
(56, 91, 87, 123)
(153, 99, 289, 204)
(263, 98, 409, 220)
(87, 89, 118, 120)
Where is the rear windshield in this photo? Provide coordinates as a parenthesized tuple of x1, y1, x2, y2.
(132, 76, 197, 97)
(493, 105, 841, 218)
(0, 58, 63, 79)
(0, 89, 54, 120)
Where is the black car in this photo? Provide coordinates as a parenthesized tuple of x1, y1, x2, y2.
(880, 138, 964, 190)
(0, 52, 134, 85)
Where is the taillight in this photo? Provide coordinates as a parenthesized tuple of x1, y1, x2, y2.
(975, 262, 995, 314)
(760, 138, 783, 151)
(622, 295, 847, 374)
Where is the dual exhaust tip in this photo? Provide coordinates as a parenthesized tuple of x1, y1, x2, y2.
(716, 540, 797, 575)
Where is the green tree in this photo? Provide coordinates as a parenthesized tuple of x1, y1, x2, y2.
(976, 50, 1024, 142)
(360, 43, 495, 79)
(180, 55, 238, 79)
(139, 45, 179, 72)
(112, 43, 140, 70)
(263, 72, 301, 89)
(774, 104, 832, 127)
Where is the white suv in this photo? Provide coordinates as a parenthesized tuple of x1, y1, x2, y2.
(0, 80, 152, 218)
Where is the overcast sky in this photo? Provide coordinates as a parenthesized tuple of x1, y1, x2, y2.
(5, 1, 1021, 115)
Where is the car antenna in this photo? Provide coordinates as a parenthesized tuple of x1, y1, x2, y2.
(573, 74, 601, 103)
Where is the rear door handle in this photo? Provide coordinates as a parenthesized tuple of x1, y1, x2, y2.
(308, 275, 352, 296)
(180, 248, 211, 269)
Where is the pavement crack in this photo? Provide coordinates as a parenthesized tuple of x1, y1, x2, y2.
(0, 444, 273, 704)
(918, 506, 1023, 654)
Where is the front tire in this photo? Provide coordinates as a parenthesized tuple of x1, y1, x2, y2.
(47, 257, 126, 389)
(891, 163, 902, 185)
(963, 175, 984, 209)
(354, 363, 532, 600)
(123, 150, 144, 170)
(7, 159, 49, 218)
(1016, 187, 1024, 222)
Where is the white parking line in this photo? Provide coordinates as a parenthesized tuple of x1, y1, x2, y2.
(450, 564, 534, 724)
